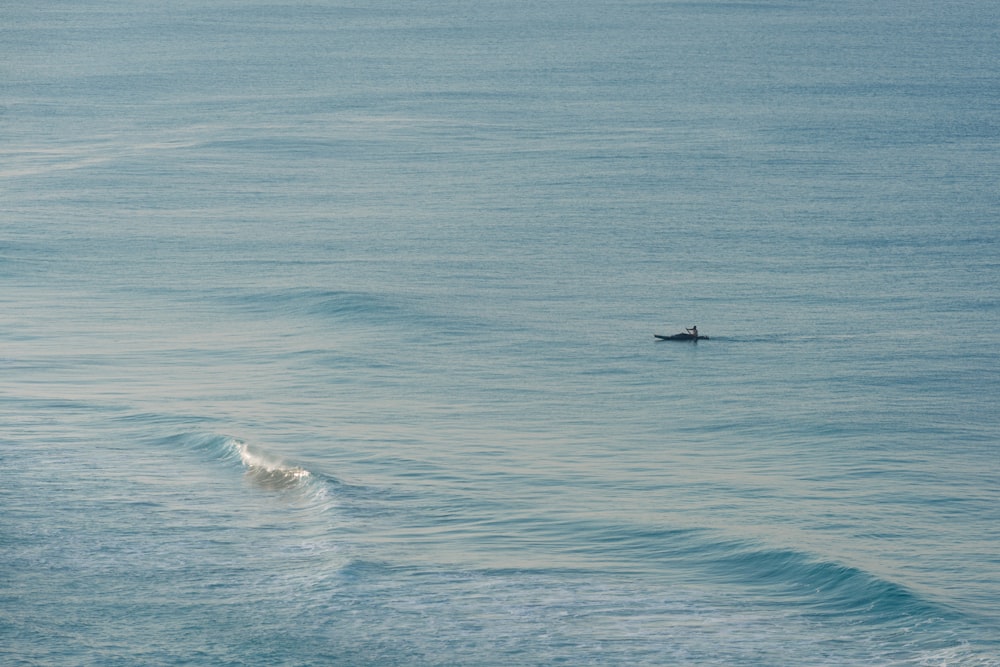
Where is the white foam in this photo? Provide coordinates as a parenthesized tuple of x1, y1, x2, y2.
(227, 439, 312, 491)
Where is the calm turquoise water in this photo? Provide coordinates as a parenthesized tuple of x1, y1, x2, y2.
(3, 1, 998, 664)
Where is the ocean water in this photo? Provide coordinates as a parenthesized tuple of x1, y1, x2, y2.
(2, 0, 998, 664)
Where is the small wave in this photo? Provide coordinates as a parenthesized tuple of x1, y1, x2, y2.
(207, 286, 487, 336)
(700, 539, 949, 624)
(532, 519, 956, 628)
(215, 287, 401, 322)
(149, 431, 329, 498)
(227, 439, 312, 491)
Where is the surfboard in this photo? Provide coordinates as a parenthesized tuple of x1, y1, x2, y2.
(654, 333, 708, 341)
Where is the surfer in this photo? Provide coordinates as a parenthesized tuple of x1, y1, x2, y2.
(686, 325, 698, 339)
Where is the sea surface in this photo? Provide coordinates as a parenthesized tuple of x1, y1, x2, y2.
(2, 1, 998, 664)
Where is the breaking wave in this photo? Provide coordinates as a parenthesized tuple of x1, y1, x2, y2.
(150, 431, 333, 501)
(228, 438, 312, 491)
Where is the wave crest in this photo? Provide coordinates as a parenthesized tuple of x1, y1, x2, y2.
(225, 439, 312, 491)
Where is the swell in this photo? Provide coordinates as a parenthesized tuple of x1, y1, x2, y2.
(141, 431, 985, 658)
(615, 525, 992, 658)
(152, 433, 962, 626)
(713, 536, 946, 622)
(198, 286, 494, 338)
(478, 517, 962, 629)
(698, 539, 943, 621)
(217, 288, 401, 321)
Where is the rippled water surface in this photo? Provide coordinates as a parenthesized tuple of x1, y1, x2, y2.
(2, 1, 998, 664)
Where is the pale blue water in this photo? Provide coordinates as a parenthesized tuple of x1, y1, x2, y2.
(2, 1, 999, 664)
